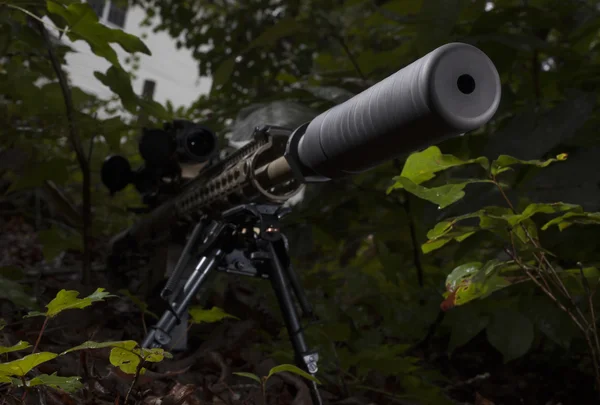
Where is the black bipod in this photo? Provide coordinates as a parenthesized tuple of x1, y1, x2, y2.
(141, 204, 323, 405)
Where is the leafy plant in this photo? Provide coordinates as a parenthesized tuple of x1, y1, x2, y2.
(234, 364, 321, 404)
(390, 145, 600, 385)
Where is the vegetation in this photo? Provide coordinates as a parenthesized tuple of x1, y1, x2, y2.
(2, 0, 600, 404)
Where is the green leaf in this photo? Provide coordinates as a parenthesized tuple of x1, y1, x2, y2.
(137, 98, 171, 120)
(503, 202, 582, 227)
(443, 260, 520, 307)
(0, 341, 32, 355)
(37, 227, 83, 261)
(94, 66, 137, 112)
(21, 373, 83, 392)
(0, 276, 39, 310)
(542, 211, 600, 231)
(0, 375, 11, 383)
(491, 154, 567, 176)
(210, 57, 235, 93)
(139, 347, 172, 362)
(26, 288, 114, 318)
(486, 309, 534, 363)
(188, 306, 239, 324)
(0, 352, 58, 377)
(109, 341, 141, 374)
(391, 177, 488, 209)
(0, 319, 6, 331)
(393, 146, 489, 186)
(233, 372, 261, 384)
(266, 364, 321, 384)
(447, 304, 490, 352)
(47, 1, 150, 69)
(61, 340, 138, 355)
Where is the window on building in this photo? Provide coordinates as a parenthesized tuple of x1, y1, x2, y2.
(107, 1, 128, 28)
(142, 80, 156, 100)
(87, 0, 106, 18)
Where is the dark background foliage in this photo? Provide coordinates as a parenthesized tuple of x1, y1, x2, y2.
(2, 0, 600, 404)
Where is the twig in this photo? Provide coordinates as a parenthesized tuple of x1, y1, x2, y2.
(35, 19, 92, 286)
(124, 360, 145, 404)
(330, 33, 367, 80)
(32, 317, 49, 354)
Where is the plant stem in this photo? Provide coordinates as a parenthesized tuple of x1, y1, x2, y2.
(36, 20, 92, 286)
(124, 360, 145, 404)
(32, 317, 49, 354)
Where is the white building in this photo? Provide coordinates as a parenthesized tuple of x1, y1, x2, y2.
(63, 0, 211, 110)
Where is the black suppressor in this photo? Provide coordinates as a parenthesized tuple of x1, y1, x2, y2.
(284, 42, 501, 182)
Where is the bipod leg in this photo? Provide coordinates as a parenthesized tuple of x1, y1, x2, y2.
(280, 235, 314, 318)
(266, 239, 323, 405)
(142, 222, 230, 349)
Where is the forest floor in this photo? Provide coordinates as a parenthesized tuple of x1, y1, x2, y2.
(0, 215, 598, 405)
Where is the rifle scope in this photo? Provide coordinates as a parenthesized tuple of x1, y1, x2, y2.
(139, 120, 217, 165)
(256, 42, 501, 186)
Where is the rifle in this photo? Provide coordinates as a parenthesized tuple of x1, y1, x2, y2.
(101, 43, 501, 405)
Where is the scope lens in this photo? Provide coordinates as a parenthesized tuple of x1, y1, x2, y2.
(185, 129, 216, 160)
(101, 155, 132, 193)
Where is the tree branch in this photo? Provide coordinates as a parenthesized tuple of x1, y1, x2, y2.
(35, 20, 93, 286)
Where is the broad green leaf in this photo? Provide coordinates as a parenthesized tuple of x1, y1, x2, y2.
(210, 57, 235, 93)
(391, 177, 488, 209)
(447, 304, 490, 352)
(0, 352, 58, 377)
(47, 1, 150, 68)
(393, 146, 489, 186)
(26, 288, 114, 318)
(0, 341, 31, 355)
(502, 202, 582, 227)
(139, 347, 172, 362)
(61, 340, 138, 354)
(444, 262, 482, 293)
(443, 260, 521, 307)
(422, 227, 477, 253)
(542, 211, 600, 231)
(94, 66, 137, 112)
(137, 98, 171, 120)
(37, 227, 83, 261)
(490, 154, 567, 176)
(233, 372, 261, 384)
(266, 364, 321, 384)
(188, 306, 239, 324)
(0, 375, 11, 383)
(109, 342, 142, 375)
(0, 276, 39, 310)
(20, 373, 83, 392)
(486, 309, 534, 363)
